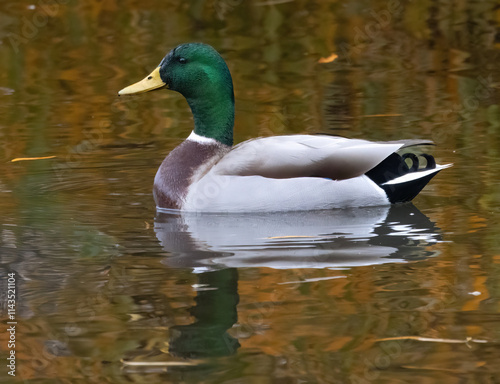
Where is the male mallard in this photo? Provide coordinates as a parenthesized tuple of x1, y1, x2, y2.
(119, 43, 451, 212)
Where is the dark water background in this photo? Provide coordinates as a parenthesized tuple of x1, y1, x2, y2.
(1, 0, 500, 383)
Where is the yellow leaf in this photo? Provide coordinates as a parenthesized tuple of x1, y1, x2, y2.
(10, 156, 57, 162)
(318, 53, 338, 64)
(362, 114, 402, 117)
(121, 360, 201, 367)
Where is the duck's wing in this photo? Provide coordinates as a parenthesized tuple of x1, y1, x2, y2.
(212, 135, 413, 180)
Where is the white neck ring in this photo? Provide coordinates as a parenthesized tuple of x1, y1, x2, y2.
(186, 131, 218, 144)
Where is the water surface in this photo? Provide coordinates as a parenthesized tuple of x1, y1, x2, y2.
(1, 1, 500, 383)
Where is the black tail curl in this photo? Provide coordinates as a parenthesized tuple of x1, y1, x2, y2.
(365, 152, 439, 204)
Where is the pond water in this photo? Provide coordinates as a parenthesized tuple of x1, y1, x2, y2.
(1, 0, 500, 383)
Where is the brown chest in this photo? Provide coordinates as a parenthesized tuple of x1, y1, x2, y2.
(153, 140, 229, 209)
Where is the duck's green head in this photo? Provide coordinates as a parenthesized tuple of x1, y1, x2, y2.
(119, 43, 234, 146)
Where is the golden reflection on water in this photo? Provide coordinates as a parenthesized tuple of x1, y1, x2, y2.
(0, 0, 500, 382)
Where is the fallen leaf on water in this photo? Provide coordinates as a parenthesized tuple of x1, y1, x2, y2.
(11, 156, 57, 162)
(121, 360, 201, 367)
(318, 53, 338, 64)
(361, 114, 402, 117)
(128, 314, 144, 322)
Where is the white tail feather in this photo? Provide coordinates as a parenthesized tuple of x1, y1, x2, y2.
(383, 164, 453, 186)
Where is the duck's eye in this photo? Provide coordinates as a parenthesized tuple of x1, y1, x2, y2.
(178, 57, 187, 64)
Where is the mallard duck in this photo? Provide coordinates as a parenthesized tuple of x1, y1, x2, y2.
(119, 43, 451, 212)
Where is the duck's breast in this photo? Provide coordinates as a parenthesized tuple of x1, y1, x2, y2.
(154, 140, 229, 209)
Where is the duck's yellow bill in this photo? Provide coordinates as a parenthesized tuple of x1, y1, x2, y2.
(118, 67, 167, 96)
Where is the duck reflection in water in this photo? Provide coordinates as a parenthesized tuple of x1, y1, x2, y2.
(155, 204, 441, 270)
(169, 268, 240, 359)
(156, 204, 442, 358)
